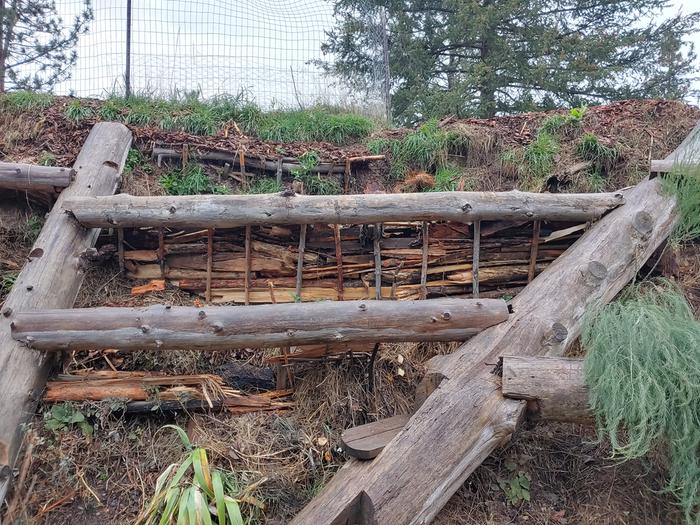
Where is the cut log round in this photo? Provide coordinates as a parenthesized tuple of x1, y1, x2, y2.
(63, 190, 624, 228)
(0, 162, 74, 192)
(12, 298, 509, 352)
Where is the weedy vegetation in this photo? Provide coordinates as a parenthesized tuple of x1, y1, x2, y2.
(136, 425, 262, 525)
(37, 150, 56, 166)
(576, 132, 620, 175)
(292, 151, 341, 195)
(160, 164, 228, 195)
(244, 178, 283, 194)
(0, 90, 54, 112)
(661, 158, 700, 244)
(430, 166, 463, 192)
(582, 280, 700, 524)
(539, 106, 587, 136)
(44, 402, 93, 437)
(367, 118, 468, 179)
(64, 100, 94, 123)
(256, 108, 374, 144)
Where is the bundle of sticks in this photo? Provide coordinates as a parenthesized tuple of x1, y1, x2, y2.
(120, 219, 586, 304)
(45, 370, 293, 415)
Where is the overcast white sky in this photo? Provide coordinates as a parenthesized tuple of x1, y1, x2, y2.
(48, 0, 700, 108)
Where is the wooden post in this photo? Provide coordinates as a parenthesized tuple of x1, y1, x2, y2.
(158, 227, 165, 279)
(528, 220, 541, 282)
(240, 150, 247, 190)
(0, 123, 132, 503)
(295, 224, 307, 299)
(333, 224, 344, 300)
(344, 158, 351, 194)
(290, 177, 677, 525)
(244, 225, 251, 306)
(374, 224, 382, 300)
(64, 191, 625, 229)
(12, 298, 509, 351)
(276, 158, 283, 186)
(205, 228, 214, 303)
(420, 222, 429, 300)
(117, 228, 125, 273)
(472, 221, 481, 298)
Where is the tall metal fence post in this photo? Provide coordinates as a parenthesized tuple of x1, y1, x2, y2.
(125, 0, 132, 97)
(380, 7, 391, 125)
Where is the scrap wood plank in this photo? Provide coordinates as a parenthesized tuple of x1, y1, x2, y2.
(290, 176, 677, 525)
(341, 414, 411, 460)
(0, 123, 132, 504)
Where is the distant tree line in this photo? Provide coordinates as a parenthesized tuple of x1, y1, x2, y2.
(322, 0, 700, 123)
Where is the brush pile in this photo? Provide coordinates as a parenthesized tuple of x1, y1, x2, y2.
(121, 219, 585, 304)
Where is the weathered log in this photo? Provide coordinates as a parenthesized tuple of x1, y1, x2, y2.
(12, 298, 509, 352)
(650, 120, 700, 173)
(501, 356, 591, 423)
(63, 190, 624, 228)
(291, 177, 676, 525)
(0, 162, 74, 192)
(0, 123, 132, 502)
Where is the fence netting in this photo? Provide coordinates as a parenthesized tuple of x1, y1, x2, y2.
(39, 0, 388, 114)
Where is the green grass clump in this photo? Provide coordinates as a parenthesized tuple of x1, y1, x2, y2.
(582, 280, 700, 524)
(64, 100, 94, 123)
(136, 425, 261, 525)
(256, 109, 373, 144)
(576, 132, 619, 172)
(368, 118, 468, 179)
(539, 106, 587, 136)
(430, 165, 462, 192)
(0, 271, 18, 297)
(37, 151, 56, 166)
(244, 178, 283, 194)
(292, 151, 341, 195)
(661, 161, 700, 244)
(160, 165, 228, 195)
(0, 90, 53, 111)
(521, 132, 559, 187)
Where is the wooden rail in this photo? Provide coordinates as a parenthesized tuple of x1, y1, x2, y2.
(12, 298, 509, 352)
(0, 162, 74, 192)
(63, 190, 624, 229)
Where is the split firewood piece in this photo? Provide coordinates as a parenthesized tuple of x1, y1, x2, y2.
(130, 279, 166, 296)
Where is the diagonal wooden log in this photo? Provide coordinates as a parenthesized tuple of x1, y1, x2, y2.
(0, 123, 132, 504)
(501, 356, 591, 424)
(11, 299, 509, 352)
(0, 162, 74, 192)
(62, 190, 624, 228)
(290, 177, 676, 525)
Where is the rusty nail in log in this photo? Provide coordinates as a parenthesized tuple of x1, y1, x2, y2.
(140, 325, 150, 333)
(198, 311, 206, 319)
(26, 285, 33, 291)
(358, 303, 367, 311)
(2, 308, 12, 317)
(442, 311, 451, 320)
(169, 205, 176, 214)
(165, 305, 172, 310)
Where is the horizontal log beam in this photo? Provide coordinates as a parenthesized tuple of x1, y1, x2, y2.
(63, 191, 624, 228)
(11, 298, 508, 352)
(0, 162, 74, 192)
(501, 356, 591, 423)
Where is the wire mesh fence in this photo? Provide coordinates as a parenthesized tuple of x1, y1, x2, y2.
(15, 0, 390, 116)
